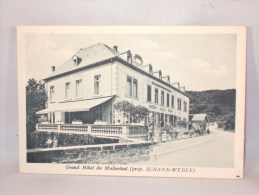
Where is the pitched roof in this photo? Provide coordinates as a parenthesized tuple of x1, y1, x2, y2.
(43, 43, 190, 98)
(191, 114, 207, 121)
(45, 43, 119, 79)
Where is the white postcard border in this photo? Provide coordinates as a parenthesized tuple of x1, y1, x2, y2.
(18, 26, 246, 179)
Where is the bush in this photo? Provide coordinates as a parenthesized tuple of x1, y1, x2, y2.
(161, 125, 174, 134)
(217, 113, 235, 130)
(114, 100, 149, 123)
(28, 132, 98, 149)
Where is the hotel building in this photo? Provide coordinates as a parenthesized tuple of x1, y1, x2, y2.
(37, 43, 190, 131)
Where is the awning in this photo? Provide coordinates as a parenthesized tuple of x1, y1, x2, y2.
(36, 96, 113, 114)
(36, 109, 50, 115)
(191, 114, 207, 122)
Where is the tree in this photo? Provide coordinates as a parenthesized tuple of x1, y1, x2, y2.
(26, 78, 47, 148)
(133, 105, 149, 123)
(186, 89, 236, 131)
(114, 100, 149, 124)
(217, 112, 235, 130)
(175, 119, 189, 130)
(114, 100, 135, 123)
(211, 105, 221, 115)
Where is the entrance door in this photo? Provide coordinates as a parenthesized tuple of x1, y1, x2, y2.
(170, 115, 174, 126)
(160, 113, 164, 127)
(65, 112, 71, 123)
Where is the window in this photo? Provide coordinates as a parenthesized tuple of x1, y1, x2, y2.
(133, 79, 138, 98)
(50, 86, 54, 102)
(177, 98, 182, 110)
(65, 82, 71, 100)
(96, 106, 103, 121)
(147, 85, 152, 102)
(94, 75, 101, 95)
(126, 76, 138, 98)
(171, 95, 175, 108)
(184, 101, 187, 112)
(154, 112, 157, 127)
(155, 88, 159, 104)
(161, 91, 165, 105)
(166, 93, 170, 107)
(76, 79, 82, 98)
(126, 76, 132, 97)
(160, 113, 164, 127)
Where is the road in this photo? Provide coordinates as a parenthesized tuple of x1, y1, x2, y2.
(144, 125, 235, 168)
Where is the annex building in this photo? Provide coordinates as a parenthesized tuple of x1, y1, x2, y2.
(36, 43, 190, 131)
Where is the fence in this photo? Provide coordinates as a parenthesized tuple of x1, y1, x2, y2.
(36, 123, 148, 138)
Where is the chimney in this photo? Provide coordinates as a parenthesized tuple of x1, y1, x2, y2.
(51, 66, 55, 72)
(113, 45, 118, 51)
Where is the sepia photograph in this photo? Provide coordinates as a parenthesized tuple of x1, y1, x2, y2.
(18, 26, 246, 179)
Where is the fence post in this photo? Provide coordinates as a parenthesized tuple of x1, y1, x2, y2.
(88, 125, 92, 134)
(122, 126, 128, 135)
(58, 124, 61, 132)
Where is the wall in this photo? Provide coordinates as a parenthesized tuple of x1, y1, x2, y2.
(46, 63, 114, 105)
(115, 61, 190, 121)
(43, 52, 189, 124)
(27, 142, 152, 164)
(44, 62, 115, 123)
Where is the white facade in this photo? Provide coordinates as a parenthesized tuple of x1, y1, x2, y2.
(114, 61, 189, 127)
(38, 43, 190, 129)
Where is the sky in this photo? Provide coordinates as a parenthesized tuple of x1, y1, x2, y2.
(25, 33, 236, 91)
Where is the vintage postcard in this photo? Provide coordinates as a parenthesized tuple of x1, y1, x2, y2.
(18, 26, 246, 179)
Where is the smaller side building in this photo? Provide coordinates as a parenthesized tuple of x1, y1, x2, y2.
(190, 114, 209, 133)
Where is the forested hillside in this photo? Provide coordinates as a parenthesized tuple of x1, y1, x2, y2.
(186, 89, 236, 131)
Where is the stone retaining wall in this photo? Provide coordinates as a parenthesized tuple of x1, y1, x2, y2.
(27, 143, 152, 164)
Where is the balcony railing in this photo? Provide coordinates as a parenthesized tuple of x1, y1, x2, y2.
(91, 125, 123, 135)
(60, 124, 88, 133)
(36, 123, 148, 137)
(128, 126, 148, 135)
(37, 124, 59, 131)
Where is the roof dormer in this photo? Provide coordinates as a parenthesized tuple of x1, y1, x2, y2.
(180, 86, 186, 92)
(159, 70, 162, 79)
(149, 64, 153, 74)
(140, 63, 153, 74)
(72, 55, 82, 66)
(153, 70, 162, 79)
(171, 82, 180, 89)
(127, 50, 132, 64)
(163, 75, 170, 84)
(134, 54, 143, 65)
(113, 45, 118, 52)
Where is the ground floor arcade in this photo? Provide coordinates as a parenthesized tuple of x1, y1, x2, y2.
(37, 96, 187, 132)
